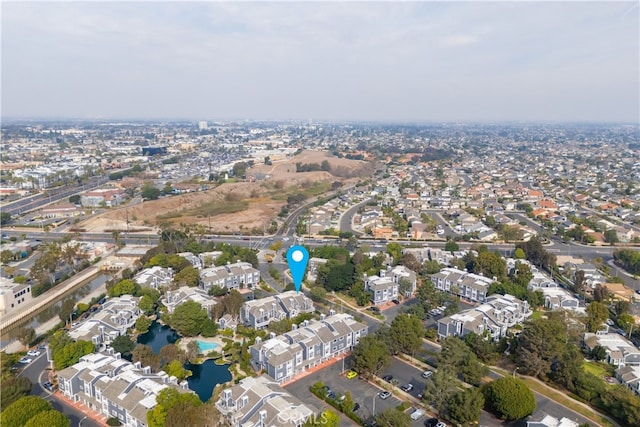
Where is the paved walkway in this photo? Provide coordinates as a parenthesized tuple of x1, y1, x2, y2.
(55, 391, 109, 426)
(280, 353, 347, 387)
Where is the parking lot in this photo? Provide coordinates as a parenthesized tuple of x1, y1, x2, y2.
(283, 358, 407, 425)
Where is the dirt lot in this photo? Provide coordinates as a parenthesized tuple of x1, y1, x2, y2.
(78, 150, 373, 234)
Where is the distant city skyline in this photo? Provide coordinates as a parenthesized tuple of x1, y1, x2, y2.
(1, 1, 639, 123)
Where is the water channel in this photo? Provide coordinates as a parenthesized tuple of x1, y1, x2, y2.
(1, 273, 111, 347)
(137, 320, 232, 402)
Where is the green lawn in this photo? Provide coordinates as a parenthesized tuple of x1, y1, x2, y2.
(582, 361, 613, 378)
(530, 310, 544, 320)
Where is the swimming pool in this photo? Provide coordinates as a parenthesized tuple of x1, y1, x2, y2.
(197, 340, 219, 353)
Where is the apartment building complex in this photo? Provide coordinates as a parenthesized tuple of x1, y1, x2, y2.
(250, 313, 368, 383)
(68, 295, 141, 347)
(364, 265, 417, 305)
(240, 290, 314, 329)
(200, 261, 260, 292)
(134, 266, 173, 290)
(431, 267, 495, 303)
(57, 351, 193, 427)
(437, 294, 531, 341)
(162, 286, 217, 315)
(215, 376, 314, 426)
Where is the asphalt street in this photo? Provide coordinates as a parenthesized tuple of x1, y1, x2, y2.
(17, 351, 102, 427)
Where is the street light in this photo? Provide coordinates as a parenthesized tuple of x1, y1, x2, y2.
(513, 367, 520, 378)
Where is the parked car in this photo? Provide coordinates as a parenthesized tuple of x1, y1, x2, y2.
(421, 370, 433, 378)
(382, 374, 393, 383)
(19, 357, 32, 364)
(346, 371, 358, 379)
(424, 418, 439, 427)
(353, 402, 360, 411)
(391, 299, 400, 305)
(27, 350, 41, 357)
(436, 422, 447, 427)
(43, 382, 56, 392)
(378, 391, 391, 399)
(400, 383, 414, 392)
(411, 409, 425, 420)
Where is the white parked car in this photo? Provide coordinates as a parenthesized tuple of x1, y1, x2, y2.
(411, 409, 425, 420)
(27, 350, 41, 357)
(422, 370, 433, 379)
(436, 422, 447, 427)
(19, 357, 32, 364)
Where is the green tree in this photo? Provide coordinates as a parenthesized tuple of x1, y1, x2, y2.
(111, 335, 136, 357)
(604, 229, 618, 244)
(68, 194, 81, 204)
(141, 183, 161, 201)
(107, 279, 140, 297)
(340, 390, 355, 414)
(386, 242, 403, 263)
(422, 368, 459, 413)
(514, 247, 526, 259)
(15, 326, 36, 350)
(352, 335, 390, 378)
(58, 298, 76, 324)
(132, 344, 161, 372)
(446, 388, 485, 425)
(375, 407, 412, 427)
(186, 340, 200, 362)
(1, 211, 12, 225)
(483, 377, 536, 420)
(173, 266, 200, 287)
(138, 295, 155, 315)
(389, 313, 423, 355)
(439, 337, 488, 386)
(0, 377, 32, 410)
(445, 241, 459, 252)
(168, 300, 209, 336)
(24, 410, 70, 427)
(0, 250, 13, 264)
(163, 360, 192, 381)
(135, 316, 152, 333)
(147, 388, 201, 427)
(586, 301, 609, 332)
(309, 286, 327, 302)
(52, 340, 95, 370)
(0, 395, 52, 427)
(515, 317, 568, 378)
(160, 344, 187, 365)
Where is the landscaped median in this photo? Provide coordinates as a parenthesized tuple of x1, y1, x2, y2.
(310, 381, 364, 425)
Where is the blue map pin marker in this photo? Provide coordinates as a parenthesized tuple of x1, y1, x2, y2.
(286, 245, 309, 293)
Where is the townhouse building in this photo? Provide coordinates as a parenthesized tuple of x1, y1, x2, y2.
(364, 265, 417, 305)
(521, 260, 581, 311)
(162, 286, 217, 315)
(250, 313, 368, 383)
(215, 376, 314, 427)
(69, 295, 141, 347)
(437, 294, 531, 341)
(583, 328, 640, 368)
(57, 351, 193, 427)
(177, 252, 202, 269)
(200, 261, 260, 292)
(431, 267, 494, 303)
(134, 266, 173, 290)
(240, 290, 314, 329)
(616, 365, 640, 396)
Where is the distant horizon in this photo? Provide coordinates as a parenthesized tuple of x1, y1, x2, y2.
(2, 2, 638, 122)
(1, 116, 639, 127)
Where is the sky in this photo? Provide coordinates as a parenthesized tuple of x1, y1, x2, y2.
(1, 1, 639, 123)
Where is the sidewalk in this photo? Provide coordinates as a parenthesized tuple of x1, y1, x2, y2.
(281, 352, 347, 387)
(55, 391, 109, 426)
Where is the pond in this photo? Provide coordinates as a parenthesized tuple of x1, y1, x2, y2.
(185, 359, 232, 402)
(138, 321, 232, 401)
(136, 321, 179, 354)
